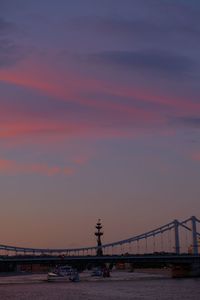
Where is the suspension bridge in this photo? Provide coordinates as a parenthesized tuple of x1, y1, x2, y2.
(0, 216, 200, 276)
(0, 215, 200, 256)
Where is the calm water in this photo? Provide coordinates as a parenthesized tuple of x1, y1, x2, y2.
(0, 272, 200, 299)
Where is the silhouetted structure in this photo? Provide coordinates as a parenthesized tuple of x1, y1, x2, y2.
(95, 219, 103, 256)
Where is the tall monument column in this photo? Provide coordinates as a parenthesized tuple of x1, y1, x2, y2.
(95, 219, 103, 256)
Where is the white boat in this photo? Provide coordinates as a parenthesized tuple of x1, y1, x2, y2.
(47, 265, 80, 282)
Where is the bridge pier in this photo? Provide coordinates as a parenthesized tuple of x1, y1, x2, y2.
(190, 263, 200, 277)
(171, 263, 200, 278)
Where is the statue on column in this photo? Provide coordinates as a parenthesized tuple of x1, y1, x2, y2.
(95, 219, 103, 256)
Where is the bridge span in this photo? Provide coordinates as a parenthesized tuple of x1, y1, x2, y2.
(1, 254, 200, 265)
(1, 215, 200, 256)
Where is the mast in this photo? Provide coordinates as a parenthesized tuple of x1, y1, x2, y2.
(95, 219, 103, 256)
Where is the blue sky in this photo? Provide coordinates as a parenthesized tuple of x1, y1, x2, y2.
(0, 0, 200, 248)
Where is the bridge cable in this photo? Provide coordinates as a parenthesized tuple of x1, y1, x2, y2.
(185, 226, 188, 253)
(160, 232, 163, 252)
(129, 242, 131, 254)
(137, 240, 140, 254)
(153, 234, 155, 253)
(167, 227, 171, 252)
(145, 237, 148, 254)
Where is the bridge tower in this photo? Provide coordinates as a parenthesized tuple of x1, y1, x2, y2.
(191, 216, 198, 255)
(95, 219, 103, 256)
(174, 219, 180, 255)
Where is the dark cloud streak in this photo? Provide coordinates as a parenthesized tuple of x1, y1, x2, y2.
(67, 10, 200, 40)
(87, 50, 195, 77)
(179, 117, 200, 128)
(0, 39, 23, 67)
(0, 18, 14, 33)
(0, 18, 26, 68)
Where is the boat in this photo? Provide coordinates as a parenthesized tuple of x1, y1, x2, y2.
(47, 265, 80, 282)
(91, 267, 110, 277)
(91, 267, 103, 277)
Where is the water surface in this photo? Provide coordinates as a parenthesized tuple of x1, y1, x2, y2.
(0, 271, 199, 299)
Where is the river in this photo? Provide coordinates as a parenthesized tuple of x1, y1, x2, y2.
(0, 271, 199, 299)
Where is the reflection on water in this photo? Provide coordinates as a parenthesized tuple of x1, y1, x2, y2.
(0, 271, 199, 300)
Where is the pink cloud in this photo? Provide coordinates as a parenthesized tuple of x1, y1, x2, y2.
(0, 58, 161, 119)
(16, 57, 200, 114)
(0, 158, 74, 176)
(191, 153, 200, 161)
(72, 155, 90, 165)
(1, 55, 199, 146)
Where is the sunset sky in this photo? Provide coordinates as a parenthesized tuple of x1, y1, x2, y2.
(0, 0, 200, 249)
